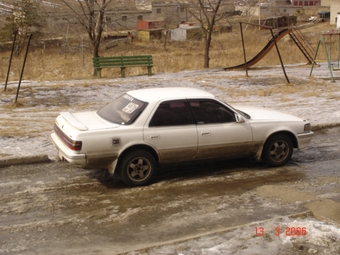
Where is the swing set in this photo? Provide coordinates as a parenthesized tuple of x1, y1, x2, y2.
(310, 30, 340, 82)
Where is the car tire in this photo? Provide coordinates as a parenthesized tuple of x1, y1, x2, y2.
(119, 150, 156, 187)
(262, 134, 293, 166)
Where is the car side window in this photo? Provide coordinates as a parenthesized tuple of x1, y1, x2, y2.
(189, 99, 236, 124)
(149, 100, 195, 127)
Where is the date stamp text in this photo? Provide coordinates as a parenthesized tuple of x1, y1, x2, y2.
(255, 227, 307, 237)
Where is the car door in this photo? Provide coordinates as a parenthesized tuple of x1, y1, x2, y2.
(143, 100, 198, 163)
(188, 99, 253, 160)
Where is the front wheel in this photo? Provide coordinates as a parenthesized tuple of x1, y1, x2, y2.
(119, 150, 156, 187)
(262, 134, 293, 166)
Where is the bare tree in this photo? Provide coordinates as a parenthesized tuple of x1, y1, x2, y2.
(177, 0, 230, 68)
(0, 0, 44, 54)
(59, 0, 113, 59)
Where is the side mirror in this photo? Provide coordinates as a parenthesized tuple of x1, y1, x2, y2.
(235, 113, 245, 123)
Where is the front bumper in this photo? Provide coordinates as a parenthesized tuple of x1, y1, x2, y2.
(51, 133, 87, 165)
(297, 131, 314, 150)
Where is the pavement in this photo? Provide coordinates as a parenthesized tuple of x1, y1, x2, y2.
(0, 154, 51, 168)
(0, 65, 340, 255)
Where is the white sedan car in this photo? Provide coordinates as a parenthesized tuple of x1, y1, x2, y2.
(51, 87, 313, 186)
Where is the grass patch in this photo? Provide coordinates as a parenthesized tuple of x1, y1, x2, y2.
(0, 22, 336, 81)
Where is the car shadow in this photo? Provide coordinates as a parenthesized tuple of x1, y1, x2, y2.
(84, 167, 127, 189)
(87, 157, 274, 189)
(155, 158, 267, 182)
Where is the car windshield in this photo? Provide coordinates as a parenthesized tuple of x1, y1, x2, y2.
(97, 93, 147, 125)
(225, 103, 251, 119)
(216, 99, 251, 120)
(235, 109, 251, 119)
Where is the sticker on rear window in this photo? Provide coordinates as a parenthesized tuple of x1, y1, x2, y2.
(122, 103, 139, 114)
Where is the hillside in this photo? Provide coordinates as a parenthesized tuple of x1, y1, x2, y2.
(0, 0, 336, 82)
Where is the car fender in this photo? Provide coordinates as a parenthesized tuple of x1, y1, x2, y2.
(108, 159, 119, 175)
(254, 144, 264, 161)
(108, 143, 160, 175)
(251, 122, 298, 143)
(249, 122, 300, 158)
(257, 131, 298, 161)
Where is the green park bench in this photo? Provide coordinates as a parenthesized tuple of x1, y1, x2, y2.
(92, 55, 154, 78)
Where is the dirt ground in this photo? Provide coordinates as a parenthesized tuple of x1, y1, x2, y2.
(0, 126, 340, 255)
(1, 64, 340, 254)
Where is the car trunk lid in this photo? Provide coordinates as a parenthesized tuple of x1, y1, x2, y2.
(60, 111, 120, 131)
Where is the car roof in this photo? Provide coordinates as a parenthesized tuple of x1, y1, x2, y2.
(126, 87, 215, 102)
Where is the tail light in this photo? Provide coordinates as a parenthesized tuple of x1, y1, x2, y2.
(54, 124, 82, 151)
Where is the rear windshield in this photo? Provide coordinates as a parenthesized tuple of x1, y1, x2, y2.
(97, 93, 147, 125)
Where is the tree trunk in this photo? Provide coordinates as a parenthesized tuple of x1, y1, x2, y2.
(204, 40, 210, 68)
(203, 27, 213, 68)
(91, 1, 106, 75)
(60, 0, 112, 76)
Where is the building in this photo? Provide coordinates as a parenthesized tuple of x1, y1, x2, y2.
(170, 22, 202, 41)
(320, 0, 340, 25)
(259, 5, 302, 18)
(261, 15, 297, 28)
(292, 0, 321, 6)
(327, 1, 340, 25)
(103, 1, 192, 31)
(136, 20, 166, 41)
(238, 1, 302, 19)
(147, 2, 189, 25)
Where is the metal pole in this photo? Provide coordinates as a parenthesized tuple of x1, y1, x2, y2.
(4, 31, 18, 92)
(82, 36, 85, 67)
(240, 22, 248, 77)
(338, 34, 340, 69)
(258, 0, 260, 31)
(322, 35, 335, 82)
(329, 34, 332, 69)
(309, 37, 321, 78)
(270, 28, 290, 84)
(15, 34, 32, 103)
(310, 35, 334, 82)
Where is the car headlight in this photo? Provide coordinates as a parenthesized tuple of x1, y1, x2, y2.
(304, 123, 311, 132)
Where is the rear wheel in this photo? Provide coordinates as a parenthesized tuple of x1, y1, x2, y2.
(262, 134, 293, 166)
(119, 150, 156, 187)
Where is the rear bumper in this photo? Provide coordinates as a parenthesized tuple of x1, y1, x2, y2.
(51, 133, 86, 165)
(297, 131, 314, 150)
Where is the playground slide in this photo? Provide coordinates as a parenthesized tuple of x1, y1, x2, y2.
(224, 28, 292, 70)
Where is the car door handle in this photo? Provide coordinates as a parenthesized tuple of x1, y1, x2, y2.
(150, 135, 160, 139)
(201, 132, 211, 136)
